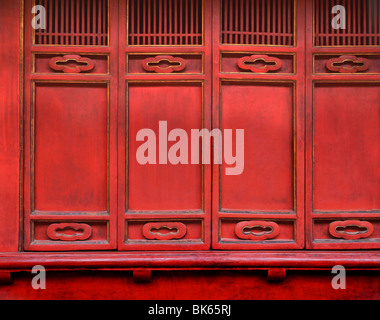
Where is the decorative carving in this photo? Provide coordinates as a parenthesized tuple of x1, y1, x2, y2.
(47, 223, 92, 241)
(142, 222, 187, 240)
(325, 55, 370, 73)
(235, 221, 280, 240)
(329, 220, 374, 240)
(237, 55, 282, 73)
(49, 55, 95, 73)
(142, 55, 186, 73)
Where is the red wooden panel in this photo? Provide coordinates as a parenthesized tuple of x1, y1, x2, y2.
(23, 0, 119, 251)
(119, 0, 212, 251)
(0, 0, 20, 252)
(220, 82, 294, 211)
(127, 54, 203, 74)
(33, 83, 108, 212)
(313, 83, 380, 211)
(34, 54, 109, 74)
(125, 219, 203, 246)
(32, 220, 110, 247)
(220, 219, 295, 243)
(127, 83, 203, 211)
(212, 0, 305, 250)
(313, 54, 380, 74)
(305, 0, 380, 249)
(313, 219, 380, 249)
(221, 53, 294, 74)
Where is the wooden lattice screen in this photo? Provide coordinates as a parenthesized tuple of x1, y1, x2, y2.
(221, 0, 295, 45)
(314, 0, 380, 46)
(128, 0, 203, 45)
(34, 0, 109, 45)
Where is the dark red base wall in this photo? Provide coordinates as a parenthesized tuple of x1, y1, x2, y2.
(1, 270, 379, 300)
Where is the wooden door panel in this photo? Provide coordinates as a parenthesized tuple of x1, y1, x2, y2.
(313, 83, 380, 211)
(128, 83, 203, 211)
(122, 80, 210, 250)
(306, 0, 380, 249)
(23, 0, 119, 251)
(34, 83, 108, 212)
(220, 82, 294, 211)
(310, 82, 380, 249)
(118, 0, 212, 250)
(212, 0, 305, 249)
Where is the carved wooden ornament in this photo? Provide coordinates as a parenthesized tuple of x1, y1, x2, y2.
(235, 221, 280, 240)
(142, 55, 186, 73)
(142, 222, 187, 240)
(237, 55, 282, 73)
(325, 55, 370, 73)
(329, 220, 374, 240)
(47, 223, 93, 241)
(49, 55, 95, 73)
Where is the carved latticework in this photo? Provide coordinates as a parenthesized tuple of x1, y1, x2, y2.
(128, 0, 203, 45)
(34, 0, 109, 45)
(314, 0, 380, 46)
(221, 0, 295, 45)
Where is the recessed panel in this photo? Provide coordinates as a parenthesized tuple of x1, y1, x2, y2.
(220, 219, 295, 243)
(313, 83, 380, 211)
(34, 83, 108, 212)
(220, 82, 294, 211)
(221, 53, 294, 74)
(34, 54, 109, 74)
(128, 83, 203, 211)
(312, 219, 380, 249)
(125, 219, 203, 242)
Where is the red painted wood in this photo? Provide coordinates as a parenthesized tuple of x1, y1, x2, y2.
(0, 269, 379, 300)
(46, 222, 93, 241)
(212, 0, 306, 249)
(325, 55, 370, 73)
(23, 0, 119, 251)
(305, 0, 380, 250)
(0, 251, 379, 269)
(0, 0, 20, 252)
(235, 221, 281, 241)
(48, 55, 96, 73)
(119, 0, 212, 250)
(0, 2, 379, 300)
(267, 268, 287, 281)
(0, 271, 13, 285)
(328, 220, 374, 240)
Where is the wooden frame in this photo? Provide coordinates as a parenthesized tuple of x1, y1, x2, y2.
(211, 0, 306, 249)
(0, 0, 378, 273)
(305, 0, 380, 249)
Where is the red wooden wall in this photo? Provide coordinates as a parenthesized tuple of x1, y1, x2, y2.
(0, 0, 21, 252)
(0, 0, 379, 300)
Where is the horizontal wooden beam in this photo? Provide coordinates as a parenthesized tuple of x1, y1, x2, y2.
(0, 251, 379, 271)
